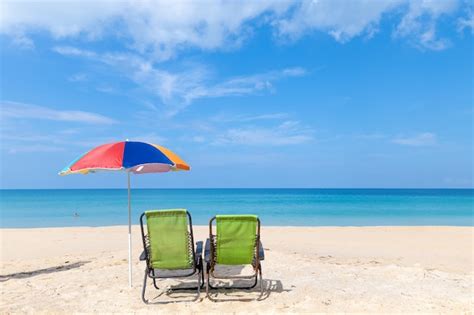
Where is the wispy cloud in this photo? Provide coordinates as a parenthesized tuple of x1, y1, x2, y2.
(392, 132, 437, 146)
(1, 101, 117, 124)
(53, 46, 97, 58)
(190, 135, 206, 143)
(0, 127, 124, 154)
(0, 105, 118, 154)
(131, 65, 306, 115)
(53, 46, 306, 115)
(353, 133, 387, 140)
(215, 120, 313, 146)
(351, 131, 438, 147)
(7, 144, 65, 154)
(393, 0, 458, 50)
(197, 67, 306, 99)
(10, 32, 35, 49)
(129, 132, 167, 145)
(68, 73, 88, 82)
(458, 7, 474, 34)
(211, 112, 289, 123)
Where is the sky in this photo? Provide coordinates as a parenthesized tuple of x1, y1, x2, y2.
(0, 0, 473, 189)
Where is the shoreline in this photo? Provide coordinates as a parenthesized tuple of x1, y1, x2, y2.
(2, 223, 473, 229)
(2, 226, 473, 272)
(3, 187, 473, 190)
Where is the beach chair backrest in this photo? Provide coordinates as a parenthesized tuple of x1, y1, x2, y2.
(215, 215, 258, 265)
(145, 209, 192, 270)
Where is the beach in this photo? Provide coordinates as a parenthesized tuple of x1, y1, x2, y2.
(2, 0, 473, 313)
(1, 226, 472, 313)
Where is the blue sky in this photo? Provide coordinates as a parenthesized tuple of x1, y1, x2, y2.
(0, 0, 473, 189)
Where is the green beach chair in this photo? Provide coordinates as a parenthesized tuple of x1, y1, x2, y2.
(139, 209, 203, 303)
(205, 215, 264, 300)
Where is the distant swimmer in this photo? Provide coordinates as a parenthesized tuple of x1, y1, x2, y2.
(73, 212, 80, 217)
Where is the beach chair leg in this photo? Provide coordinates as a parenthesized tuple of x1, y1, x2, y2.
(195, 267, 202, 301)
(206, 264, 213, 301)
(250, 273, 258, 289)
(197, 256, 205, 289)
(259, 265, 263, 296)
(151, 269, 160, 290)
(142, 269, 149, 304)
(152, 278, 159, 290)
(200, 260, 205, 289)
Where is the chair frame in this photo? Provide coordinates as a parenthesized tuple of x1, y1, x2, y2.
(139, 210, 204, 303)
(205, 216, 264, 299)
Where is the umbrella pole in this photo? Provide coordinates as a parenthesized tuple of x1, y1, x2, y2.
(127, 171, 132, 288)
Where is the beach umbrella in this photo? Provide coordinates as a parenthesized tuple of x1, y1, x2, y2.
(59, 140, 190, 287)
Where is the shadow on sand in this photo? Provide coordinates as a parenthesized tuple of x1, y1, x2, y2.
(144, 274, 203, 305)
(145, 277, 290, 304)
(207, 278, 290, 302)
(0, 261, 90, 282)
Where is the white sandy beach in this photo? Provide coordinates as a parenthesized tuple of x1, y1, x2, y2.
(1, 226, 473, 314)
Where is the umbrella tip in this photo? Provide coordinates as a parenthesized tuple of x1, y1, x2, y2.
(125, 138, 129, 142)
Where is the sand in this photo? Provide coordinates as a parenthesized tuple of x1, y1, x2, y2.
(1, 226, 473, 314)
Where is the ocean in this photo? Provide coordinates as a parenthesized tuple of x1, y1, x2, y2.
(0, 189, 472, 228)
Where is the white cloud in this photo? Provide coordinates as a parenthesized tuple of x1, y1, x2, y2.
(275, 0, 401, 43)
(276, 0, 460, 50)
(215, 120, 313, 146)
(2, 1, 286, 60)
(1, 0, 468, 56)
(392, 132, 437, 146)
(0, 101, 117, 124)
(458, 7, 474, 34)
(394, 0, 459, 50)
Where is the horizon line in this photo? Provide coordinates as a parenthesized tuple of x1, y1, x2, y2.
(1, 187, 473, 190)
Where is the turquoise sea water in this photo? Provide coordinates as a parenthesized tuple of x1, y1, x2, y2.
(0, 189, 472, 228)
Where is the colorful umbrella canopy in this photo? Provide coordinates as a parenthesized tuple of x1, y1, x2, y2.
(59, 141, 190, 175)
(59, 140, 190, 287)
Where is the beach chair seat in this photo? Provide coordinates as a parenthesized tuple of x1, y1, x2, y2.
(205, 215, 264, 300)
(139, 209, 203, 303)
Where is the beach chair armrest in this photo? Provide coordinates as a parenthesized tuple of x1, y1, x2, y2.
(258, 240, 265, 261)
(195, 241, 203, 257)
(139, 250, 147, 261)
(204, 238, 211, 262)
